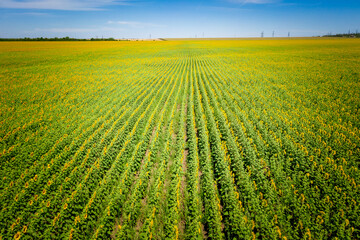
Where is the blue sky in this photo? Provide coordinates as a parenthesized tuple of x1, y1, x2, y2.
(0, 0, 359, 38)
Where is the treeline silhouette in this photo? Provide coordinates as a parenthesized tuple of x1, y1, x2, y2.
(323, 32, 360, 38)
(0, 37, 118, 41)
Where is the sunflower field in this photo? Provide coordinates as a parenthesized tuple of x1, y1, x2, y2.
(0, 39, 359, 239)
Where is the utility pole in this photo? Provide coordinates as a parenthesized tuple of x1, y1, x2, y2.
(288, 32, 290, 37)
(272, 31, 274, 37)
(261, 31, 264, 38)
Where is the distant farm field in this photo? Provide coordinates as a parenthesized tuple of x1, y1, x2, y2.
(1, 39, 360, 239)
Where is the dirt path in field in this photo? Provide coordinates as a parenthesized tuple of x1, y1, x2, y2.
(178, 102, 188, 238)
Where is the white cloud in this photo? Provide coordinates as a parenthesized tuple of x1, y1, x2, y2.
(34, 27, 98, 33)
(9, 11, 50, 16)
(108, 21, 140, 25)
(227, 0, 279, 4)
(107, 20, 166, 28)
(0, 0, 130, 11)
(26, 26, 124, 33)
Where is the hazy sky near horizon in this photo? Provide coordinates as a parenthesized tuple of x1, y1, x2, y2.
(0, 0, 359, 38)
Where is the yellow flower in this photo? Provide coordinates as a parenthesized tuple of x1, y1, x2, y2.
(345, 219, 350, 226)
(14, 232, 21, 240)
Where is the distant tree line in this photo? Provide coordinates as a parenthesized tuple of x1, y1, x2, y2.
(323, 32, 360, 38)
(0, 37, 118, 41)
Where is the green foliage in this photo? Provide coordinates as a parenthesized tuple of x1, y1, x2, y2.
(0, 39, 359, 239)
